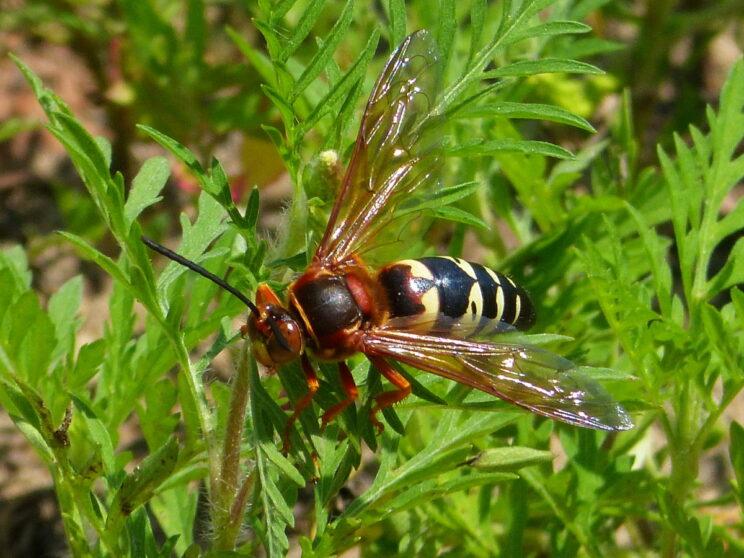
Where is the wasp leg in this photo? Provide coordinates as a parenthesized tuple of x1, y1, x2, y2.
(282, 354, 319, 453)
(321, 362, 359, 430)
(367, 356, 411, 434)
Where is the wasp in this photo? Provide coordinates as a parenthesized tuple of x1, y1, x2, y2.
(143, 30, 632, 448)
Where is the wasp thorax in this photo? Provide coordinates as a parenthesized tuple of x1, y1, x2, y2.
(247, 305, 304, 367)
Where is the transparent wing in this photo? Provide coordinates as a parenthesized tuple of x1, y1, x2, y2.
(363, 329, 633, 431)
(382, 314, 518, 337)
(315, 30, 443, 266)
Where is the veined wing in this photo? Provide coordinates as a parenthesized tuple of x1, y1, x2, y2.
(363, 329, 633, 431)
(315, 30, 443, 266)
(381, 314, 519, 338)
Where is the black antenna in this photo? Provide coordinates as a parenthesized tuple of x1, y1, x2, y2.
(141, 236, 259, 316)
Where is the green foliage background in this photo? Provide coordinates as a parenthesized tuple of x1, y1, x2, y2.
(1, 0, 743, 556)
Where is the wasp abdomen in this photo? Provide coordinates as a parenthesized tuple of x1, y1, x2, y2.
(378, 257, 535, 334)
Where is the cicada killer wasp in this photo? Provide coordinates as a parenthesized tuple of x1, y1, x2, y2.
(143, 30, 632, 449)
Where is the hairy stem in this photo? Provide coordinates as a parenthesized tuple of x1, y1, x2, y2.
(213, 341, 252, 550)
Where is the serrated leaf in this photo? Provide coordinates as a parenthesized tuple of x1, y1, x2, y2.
(125, 157, 170, 229)
(263, 476, 296, 526)
(244, 187, 261, 231)
(261, 84, 296, 128)
(486, 58, 603, 78)
(71, 339, 106, 390)
(140, 379, 179, 450)
(300, 29, 379, 135)
(46, 134, 121, 237)
(388, 0, 406, 47)
(137, 125, 213, 193)
(382, 180, 478, 229)
(71, 395, 117, 476)
(261, 442, 306, 487)
(339, 412, 520, 523)
(13, 415, 55, 464)
(150, 485, 198, 555)
(227, 26, 277, 88)
(261, 124, 285, 151)
(5, 291, 55, 380)
(108, 436, 180, 530)
(712, 59, 744, 167)
(95, 136, 112, 170)
(290, 0, 355, 101)
(430, 206, 488, 229)
(269, 0, 299, 24)
(0, 270, 18, 331)
(472, 446, 554, 471)
(249, 359, 293, 558)
(506, 20, 592, 45)
(707, 237, 744, 297)
(0, 379, 42, 433)
(314, 436, 359, 519)
(732, 288, 744, 330)
(448, 138, 574, 160)
(386, 471, 516, 513)
(468, 0, 486, 66)
(437, 0, 559, 111)
(437, 0, 455, 71)
(58, 232, 131, 287)
(11, 54, 73, 119)
(624, 202, 673, 315)
(280, 0, 326, 61)
(713, 189, 744, 243)
(51, 112, 113, 192)
(428, 181, 480, 203)
(267, 251, 308, 271)
(0, 245, 32, 292)
(156, 192, 226, 293)
(436, 470, 516, 492)
(48, 275, 83, 361)
(701, 304, 732, 363)
(253, 18, 284, 61)
(573, 366, 636, 383)
(454, 101, 595, 132)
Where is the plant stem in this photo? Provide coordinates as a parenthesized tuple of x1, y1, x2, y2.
(159, 324, 218, 487)
(213, 341, 253, 550)
(662, 380, 703, 557)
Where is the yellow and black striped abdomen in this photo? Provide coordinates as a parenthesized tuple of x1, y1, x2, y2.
(377, 257, 535, 335)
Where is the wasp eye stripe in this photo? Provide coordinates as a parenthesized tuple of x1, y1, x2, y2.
(267, 317, 292, 352)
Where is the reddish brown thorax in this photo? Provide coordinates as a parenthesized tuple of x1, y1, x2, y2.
(246, 257, 388, 366)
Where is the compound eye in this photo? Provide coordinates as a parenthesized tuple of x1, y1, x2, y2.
(266, 313, 304, 364)
(246, 306, 304, 366)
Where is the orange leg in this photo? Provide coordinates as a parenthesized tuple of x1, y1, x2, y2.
(282, 355, 319, 452)
(321, 362, 359, 430)
(368, 356, 411, 434)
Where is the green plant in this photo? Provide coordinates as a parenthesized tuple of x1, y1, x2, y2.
(1, 0, 743, 556)
(0, 0, 267, 176)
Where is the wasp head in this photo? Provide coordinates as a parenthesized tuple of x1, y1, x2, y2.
(246, 284, 305, 366)
(141, 237, 305, 367)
